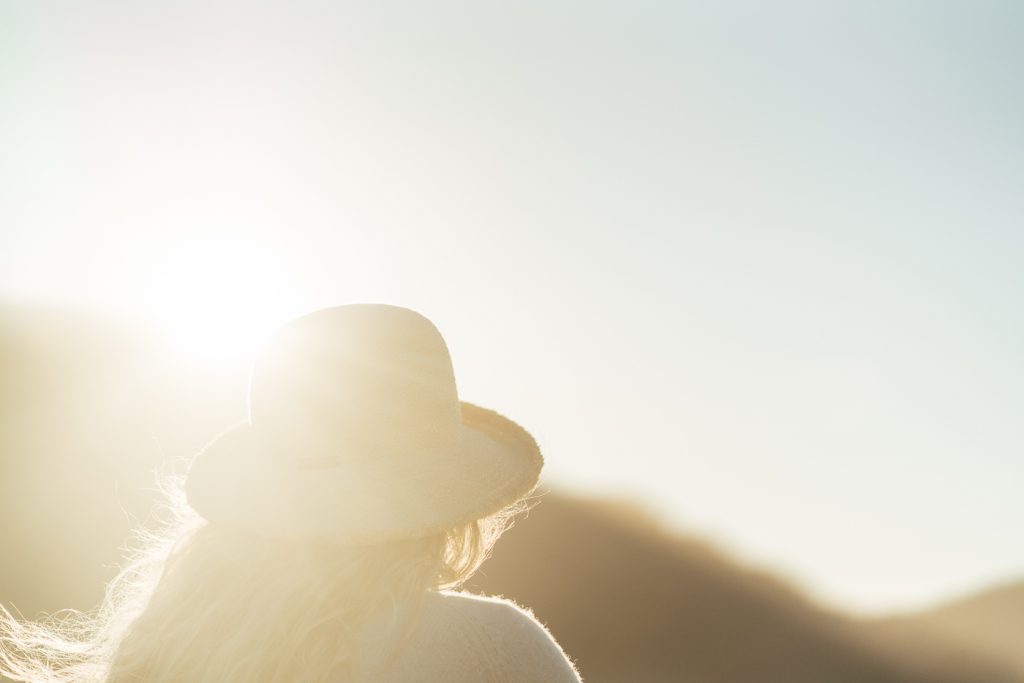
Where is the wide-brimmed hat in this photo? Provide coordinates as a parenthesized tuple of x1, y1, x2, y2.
(185, 304, 543, 543)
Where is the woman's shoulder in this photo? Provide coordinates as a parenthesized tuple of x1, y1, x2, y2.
(428, 590, 553, 636)
(428, 590, 531, 622)
(422, 591, 583, 682)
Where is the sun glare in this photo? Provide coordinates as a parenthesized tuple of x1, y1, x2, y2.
(148, 245, 295, 363)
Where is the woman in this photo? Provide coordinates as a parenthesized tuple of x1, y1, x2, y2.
(0, 304, 582, 682)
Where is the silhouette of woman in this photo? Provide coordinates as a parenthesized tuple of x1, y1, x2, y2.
(0, 304, 582, 682)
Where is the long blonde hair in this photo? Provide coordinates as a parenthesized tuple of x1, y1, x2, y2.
(0, 472, 525, 682)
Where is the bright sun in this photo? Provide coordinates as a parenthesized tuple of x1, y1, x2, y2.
(148, 244, 295, 362)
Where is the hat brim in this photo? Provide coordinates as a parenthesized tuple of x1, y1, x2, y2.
(185, 402, 543, 543)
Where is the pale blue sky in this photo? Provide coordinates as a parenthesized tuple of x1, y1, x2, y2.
(1, 0, 1022, 614)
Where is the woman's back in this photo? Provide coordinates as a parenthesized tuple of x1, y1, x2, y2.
(0, 305, 583, 682)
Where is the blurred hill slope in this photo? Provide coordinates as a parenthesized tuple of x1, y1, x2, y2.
(865, 581, 1024, 680)
(468, 493, 1021, 683)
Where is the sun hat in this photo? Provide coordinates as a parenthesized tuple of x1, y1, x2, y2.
(185, 304, 543, 543)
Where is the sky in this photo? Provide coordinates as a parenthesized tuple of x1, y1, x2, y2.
(1, 0, 1022, 615)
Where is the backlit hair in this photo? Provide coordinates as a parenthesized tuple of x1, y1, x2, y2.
(0, 472, 526, 682)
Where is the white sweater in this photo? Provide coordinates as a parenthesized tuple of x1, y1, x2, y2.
(352, 591, 583, 682)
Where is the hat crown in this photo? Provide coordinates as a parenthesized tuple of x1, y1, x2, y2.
(248, 305, 460, 462)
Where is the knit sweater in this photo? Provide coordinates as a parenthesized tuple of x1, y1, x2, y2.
(352, 591, 582, 682)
